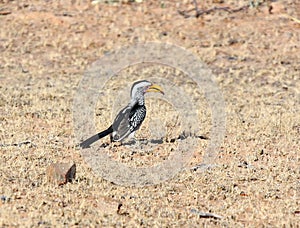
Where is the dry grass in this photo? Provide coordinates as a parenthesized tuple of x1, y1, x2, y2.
(0, 0, 299, 226)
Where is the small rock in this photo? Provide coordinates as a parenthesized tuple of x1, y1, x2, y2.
(46, 162, 76, 186)
(269, 2, 286, 14)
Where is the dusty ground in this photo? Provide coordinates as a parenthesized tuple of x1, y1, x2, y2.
(1, 0, 300, 227)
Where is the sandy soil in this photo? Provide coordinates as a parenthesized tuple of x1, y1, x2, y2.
(0, 0, 299, 226)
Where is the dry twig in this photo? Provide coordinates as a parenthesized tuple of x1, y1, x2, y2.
(190, 208, 223, 219)
(178, 0, 249, 18)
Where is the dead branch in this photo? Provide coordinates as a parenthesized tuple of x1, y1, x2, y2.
(178, 0, 249, 18)
(190, 208, 223, 219)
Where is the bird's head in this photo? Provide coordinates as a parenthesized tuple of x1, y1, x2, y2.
(130, 80, 164, 99)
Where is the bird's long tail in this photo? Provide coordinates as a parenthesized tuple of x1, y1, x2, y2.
(79, 125, 113, 148)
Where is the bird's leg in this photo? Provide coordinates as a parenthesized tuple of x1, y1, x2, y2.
(126, 132, 137, 146)
(123, 132, 146, 149)
(132, 138, 143, 150)
(109, 134, 123, 148)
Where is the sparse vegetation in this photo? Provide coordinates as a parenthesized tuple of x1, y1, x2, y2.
(0, 0, 299, 226)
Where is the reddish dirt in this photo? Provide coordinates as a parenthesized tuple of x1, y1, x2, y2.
(0, 0, 299, 226)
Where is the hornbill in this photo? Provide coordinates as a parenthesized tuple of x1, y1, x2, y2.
(80, 80, 164, 148)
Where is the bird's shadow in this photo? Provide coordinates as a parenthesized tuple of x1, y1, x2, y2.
(98, 133, 209, 148)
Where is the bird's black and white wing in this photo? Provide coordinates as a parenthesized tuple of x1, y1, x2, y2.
(111, 103, 147, 142)
(111, 105, 133, 141)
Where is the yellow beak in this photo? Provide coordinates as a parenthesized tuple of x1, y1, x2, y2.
(146, 84, 164, 95)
